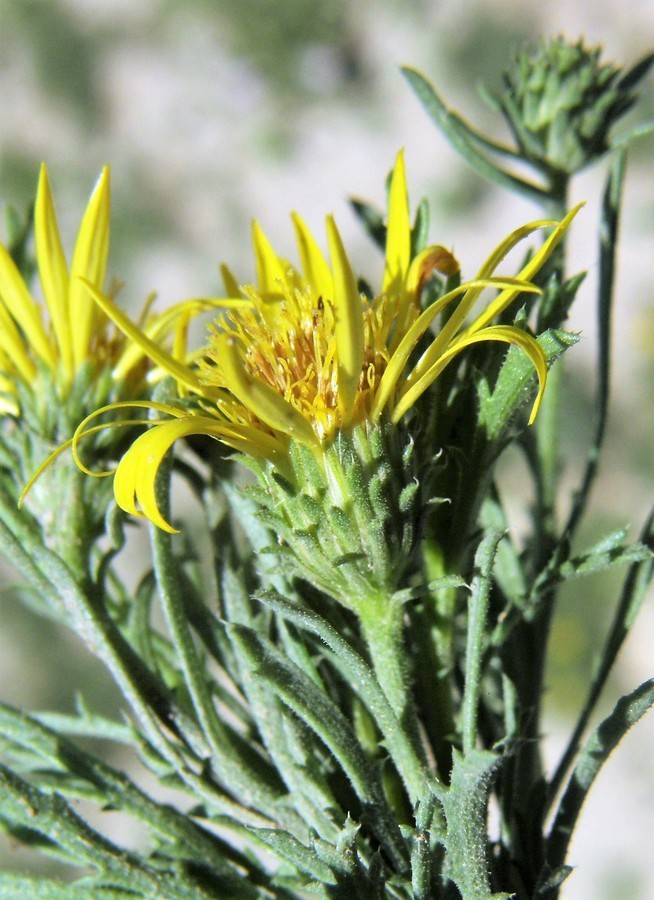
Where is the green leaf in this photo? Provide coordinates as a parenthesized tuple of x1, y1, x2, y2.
(0, 703, 256, 888)
(533, 528, 652, 596)
(258, 591, 429, 803)
(547, 508, 654, 810)
(546, 679, 654, 874)
(462, 531, 504, 755)
(349, 197, 386, 251)
(401, 65, 549, 204)
(150, 518, 289, 820)
(561, 533, 651, 577)
(0, 764, 185, 897)
(439, 749, 512, 900)
(479, 495, 527, 607)
(221, 568, 339, 841)
(0, 875, 133, 899)
(563, 149, 626, 539)
(411, 197, 430, 257)
(478, 328, 579, 442)
(226, 622, 407, 869)
(246, 828, 337, 884)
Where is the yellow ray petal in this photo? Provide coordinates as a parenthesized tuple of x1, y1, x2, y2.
(0, 245, 55, 371)
(326, 215, 364, 426)
(371, 277, 537, 421)
(251, 220, 287, 295)
(69, 167, 111, 368)
(218, 333, 318, 447)
(220, 263, 242, 298)
(112, 297, 249, 382)
(113, 414, 287, 532)
(405, 245, 460, 297)
(461, 205, 583, 338)
(475, 218, 558, 280)
(406, 277, 541, 389)
(34, 164, 73, 376)
(382, 149, 411, 297)
(19, 414, 157, 509)
(0, 300, 38, 382)
(421, 217, 563, 363)
(392, 324, 547, 424)
(70, 399, 187, 472)
(80, 279, 214, 396)
(388, 243, 461, 353)
(291, 212, 333, 300)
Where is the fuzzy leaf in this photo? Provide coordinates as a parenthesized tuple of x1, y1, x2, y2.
(546, 679, 654, 873)
(258, 591, 429, 803)
(226, 622, 407, 868)
(0, 875, 132, 898)
(478, 329, 579, 442)
(246, 828, 337, 884)
(402, 66, 548, 204)
(534, 528, 652, 597)
(349, 197, 386, 251)
(439, 749, 511, 900)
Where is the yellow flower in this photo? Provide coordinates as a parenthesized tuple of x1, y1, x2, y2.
(0, 165, 113, 414)
(73, 151, 579, 532)
(0, 165, 212, 419)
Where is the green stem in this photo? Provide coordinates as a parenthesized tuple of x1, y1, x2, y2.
(547, 505, 654, 810)
(358, 599, 423, 821)
(462, 531, 504, 755)
(418, 539, 458, 778)
(357, 594, 428, 781)
(358, 598, 410, 719)
(562, 149, 626, 541)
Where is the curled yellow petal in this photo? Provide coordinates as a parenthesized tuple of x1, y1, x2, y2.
(70, 401, 187, 475)
(80, 279, 215, 396)
(405, 245, 460, 299)
(371, 277, 538, 421)
(112, 296, 249, 382)
(406, 277, 541, 389)
(113, 413, 293, 532)
(463, 204, 583, 338)
(392, 324, 547, 424)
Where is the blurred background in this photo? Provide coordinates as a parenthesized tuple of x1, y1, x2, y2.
(1, 1, 653, 896)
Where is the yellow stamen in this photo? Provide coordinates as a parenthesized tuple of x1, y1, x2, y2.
(218, 333, 318, 447)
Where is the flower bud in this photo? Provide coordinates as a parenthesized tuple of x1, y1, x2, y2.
(497, 37, 653, 175)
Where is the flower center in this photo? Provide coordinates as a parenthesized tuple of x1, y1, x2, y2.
(200, 279, 399, 443)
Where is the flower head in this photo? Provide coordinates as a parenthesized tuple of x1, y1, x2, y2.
(0, 165, 114, 414)
(73, 152, 579, 532)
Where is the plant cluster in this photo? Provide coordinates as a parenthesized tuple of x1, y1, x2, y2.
(0, 37, 652, 899)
